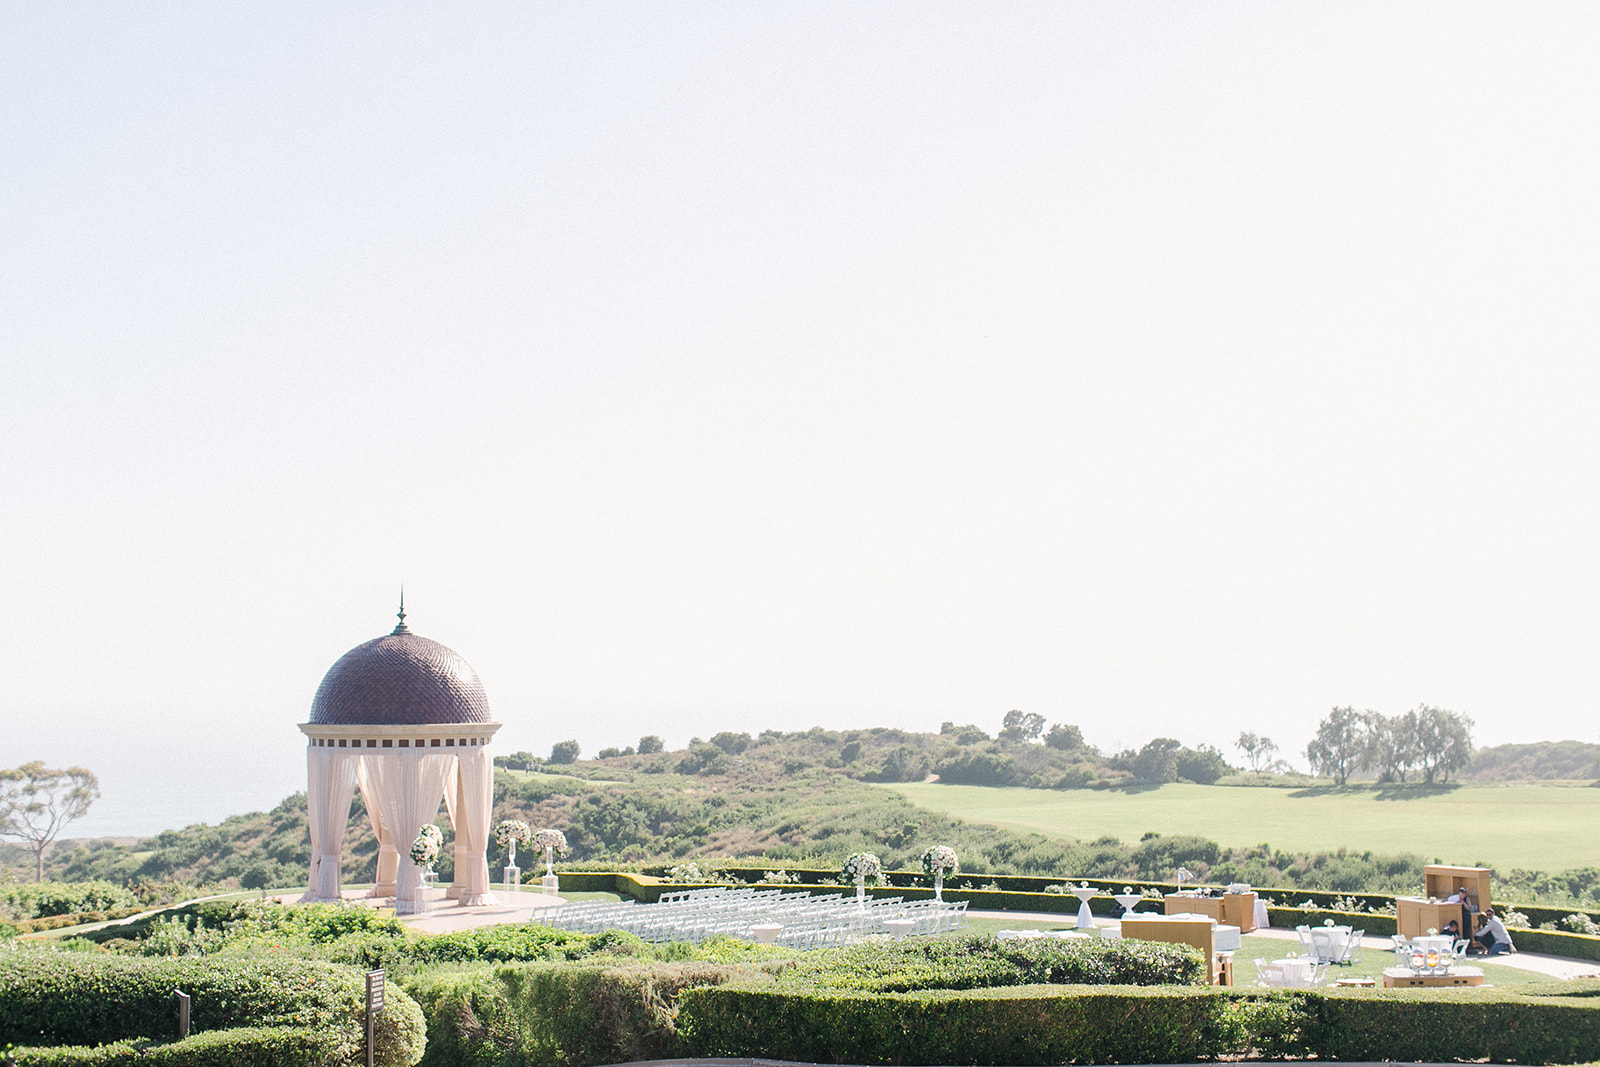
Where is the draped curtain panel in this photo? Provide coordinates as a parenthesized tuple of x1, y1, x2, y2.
(454, 745, 497, 906)
(367, 751, 453, 914)
(358, 757, 398, 896)
(441, 761, 465, 899)
(302, 748, 359, 902)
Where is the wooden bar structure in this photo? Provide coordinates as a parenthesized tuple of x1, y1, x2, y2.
(1120, 913, 1229, 985)
(1163, 891, 1258, 933)
(1395, 864, 1492, 940)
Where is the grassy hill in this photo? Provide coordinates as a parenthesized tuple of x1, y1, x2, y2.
(882, 779, 1600, 873)
(12, 726, 1600, 907)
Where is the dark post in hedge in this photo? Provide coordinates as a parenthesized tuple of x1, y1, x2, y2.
(173, 989, 190, 1040)
(365, 969, 385, 1067)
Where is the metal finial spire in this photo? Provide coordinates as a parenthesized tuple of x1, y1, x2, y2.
(393, 587, 411, 634)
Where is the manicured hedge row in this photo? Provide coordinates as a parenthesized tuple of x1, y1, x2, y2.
(678, 983, 1241, 1065)
(1501, 927, 1600, 962)
(1301, 981, 1600, 1064)
(1514, 903, 1600, 928)
(1266, 906, 1398, 936)
(402, 954, 1600, 1066)
(404, 960, 737, 1067)
(11, 1025, 348, 1067)
(0, 954, 425, 1067)
(678, 981, 1600, 1065)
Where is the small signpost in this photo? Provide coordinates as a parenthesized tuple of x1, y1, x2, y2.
(174, 989, 191, 1039)
(365, 969, 385, 1067)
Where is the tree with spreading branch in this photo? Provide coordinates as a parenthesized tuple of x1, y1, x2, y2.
(1305, 707, 1368, 785)
(1, 761, 100, 882)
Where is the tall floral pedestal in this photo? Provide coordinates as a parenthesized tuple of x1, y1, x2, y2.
(503, 864, 521, 893)
(542, 874, 559, 895)
(1072, 887, 1098, 929)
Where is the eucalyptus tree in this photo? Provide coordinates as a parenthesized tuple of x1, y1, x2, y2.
(0, 761, 100, 882)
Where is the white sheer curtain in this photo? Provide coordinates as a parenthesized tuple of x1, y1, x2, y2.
(454, 745, 497, 905)
(367, 751, 453, 914)
(301, 748, 359, 902)
(357, 757, 398, 896)
(441, 761, 464, 899)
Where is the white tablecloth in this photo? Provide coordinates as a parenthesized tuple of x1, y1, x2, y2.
(1309, 925, 1354, 962)
(1254, 898, 1270, 929)
(1273, 958, 1317, 987)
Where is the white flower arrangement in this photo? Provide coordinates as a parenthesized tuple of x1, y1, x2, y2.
(409, 824, 443, 867)
(494, 820, 532, 849)
(666, 862, 704, 883)
(921, 845, 959, 878)
(842, 852, 882, 883)
(531, 828, 569, 855)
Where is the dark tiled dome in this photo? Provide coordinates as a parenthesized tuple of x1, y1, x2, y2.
(310, 627, 491, 726)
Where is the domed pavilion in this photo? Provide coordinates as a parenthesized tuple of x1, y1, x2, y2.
(298, 603, 502, 913)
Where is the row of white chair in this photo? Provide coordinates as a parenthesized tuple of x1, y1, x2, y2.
(530, 886, 966, 947)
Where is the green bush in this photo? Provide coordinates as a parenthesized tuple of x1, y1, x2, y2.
(0, 953, 425, 1067)
(680, 982, 1600, 1065)
(678, 984, 1239, 1065)
(12, 1026, 347, 1067)
(405, 961, 737, 1067)
(776, 934, 1204, 993)
(1301, 981, 1600, 1063)
(1266, 905, 1398, 936)
(0, 882, 137, 921)
(1499, 926, 1600, 961)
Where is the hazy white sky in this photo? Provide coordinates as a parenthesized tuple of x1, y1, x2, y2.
(5, 4, 1600, 832)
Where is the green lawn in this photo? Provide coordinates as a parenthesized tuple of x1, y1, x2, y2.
(880, 781, 1600, 871)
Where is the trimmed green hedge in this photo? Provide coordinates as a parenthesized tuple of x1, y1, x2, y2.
(404, 960, 737, 1067)
(679, 981, 1600, 1065)
(1501, 927, 1600, 962)
(1302, 981, 1600, 1064)
(404, 955, 1600, 1066)
(775, 935, 1204, 993)
(0, 954, 425, 1067)
(1267, 905, 1398, 936)
(678, 983, 1240, 1065)
(12, 1025, 348, 1067)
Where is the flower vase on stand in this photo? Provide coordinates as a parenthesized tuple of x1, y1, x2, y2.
(504, 839, 520, 893)
(420, 867, 436, 914)
(933, 872, 944, 903)
(855, 876, 867, 911)
(542, 844, 558, 895)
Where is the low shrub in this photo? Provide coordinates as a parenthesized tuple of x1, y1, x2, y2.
(12, 1025, 347, 1067)
(0, 953, 425, 1066)
(775, 934, 1204, 993)
(1302, 981, 1600, 1063)
(1498, 926, 1600, 962)
(405, 960, 738, 1067)
(1266, 905, 1397, 936)
(0, 882, 137, 921)
(679, 984, 1239, 1065)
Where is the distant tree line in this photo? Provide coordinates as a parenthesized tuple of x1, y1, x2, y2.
(1304, 704, 1473, 785)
